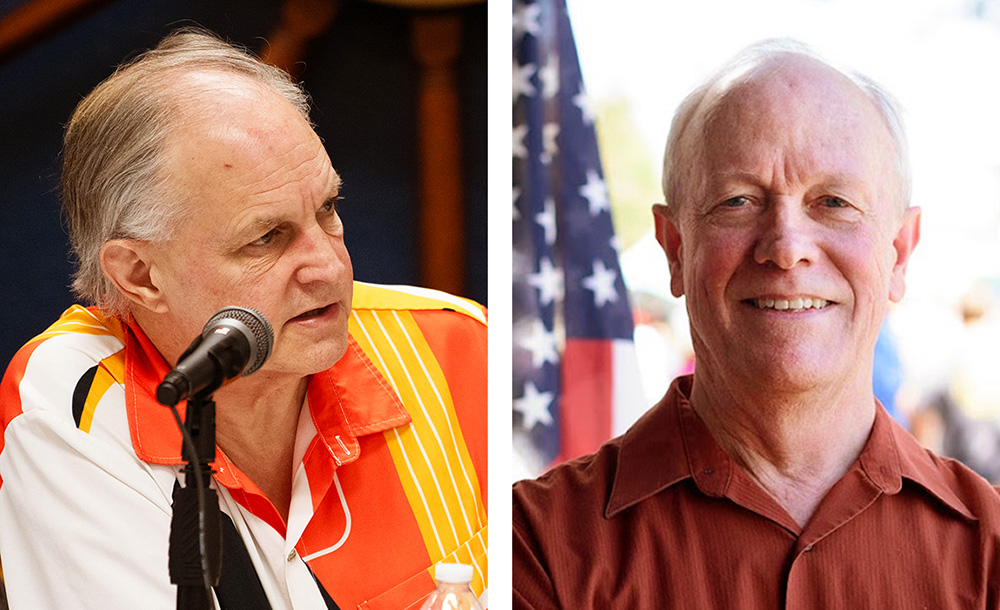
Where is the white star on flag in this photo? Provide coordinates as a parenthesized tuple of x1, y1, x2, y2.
(513, 60, 536, 101)
(512, 187, 521, 221)
(520, 319, 559, 368)
(534, 197, 556, 245)
(513, 123, 528, 159)
(514, 381, 554, 430)
(538, 53, 559, 99)
(581, 258, 619, 307)
(540, 122, 559, 165)
(573, 88, 595, 125)
(578, 169, 610, 216)
(527, 257, 563, 306)
(513, 2, 542, 40)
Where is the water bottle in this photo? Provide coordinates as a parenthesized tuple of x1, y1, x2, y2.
(419, 563, 484, 610)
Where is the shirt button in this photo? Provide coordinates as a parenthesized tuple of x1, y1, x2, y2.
(287, 549, 298, 562)
(804, 545, 814, 552)
(702, 467, 713, 475)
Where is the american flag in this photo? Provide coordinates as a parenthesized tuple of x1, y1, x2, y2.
(512, 0, 642, 476)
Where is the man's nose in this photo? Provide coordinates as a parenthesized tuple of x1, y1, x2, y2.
(292, 225, 349, 284)
(752, 200, 817, 270)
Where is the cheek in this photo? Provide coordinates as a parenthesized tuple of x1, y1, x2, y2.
(159, 253, 210, 304)
(827, 227, 897, 316)
(169, 253, 265, 316)
(686, 228, 749, 302)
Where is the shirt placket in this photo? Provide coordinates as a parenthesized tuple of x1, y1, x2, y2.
(782, 467, 886, 610)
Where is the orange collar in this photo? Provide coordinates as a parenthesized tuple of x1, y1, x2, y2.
(120, 315, 411, 483)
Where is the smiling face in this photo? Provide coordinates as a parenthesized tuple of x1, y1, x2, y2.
(144, 73, 353, 376)
(655, 57, 920, 394)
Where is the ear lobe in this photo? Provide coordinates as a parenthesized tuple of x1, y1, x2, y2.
(99, 240, 168, 313)
(652, 204, 685, 298)
(888, 206, 921, 303)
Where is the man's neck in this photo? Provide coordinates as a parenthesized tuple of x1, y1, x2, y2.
(689, 368, 876, 528)
(212, 372, 309, 524)
(131, 306, 308, 523)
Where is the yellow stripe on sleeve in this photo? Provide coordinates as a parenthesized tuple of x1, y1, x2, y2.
(436, 525, 487, 598)
(31, 306, 125, 344)
(78, 350, 126, 434)
(348, 309, 485, 567)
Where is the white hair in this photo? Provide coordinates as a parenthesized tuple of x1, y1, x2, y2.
(661, 38, 911, 218)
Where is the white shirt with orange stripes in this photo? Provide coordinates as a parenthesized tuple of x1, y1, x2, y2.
(0, 282, 488, 610)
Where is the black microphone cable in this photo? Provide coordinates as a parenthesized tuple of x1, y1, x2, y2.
(167, 402, 213, 601)
(157, 306, 273, 608)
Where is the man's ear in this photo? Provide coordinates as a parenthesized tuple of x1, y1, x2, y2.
(653, 204, 685, 298)
(889, 206, 921, 303)
(99, 240, 168, 313)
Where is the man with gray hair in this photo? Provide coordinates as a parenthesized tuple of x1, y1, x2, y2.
(0, 28, 488, 609)
(513, 40, 1000, 608)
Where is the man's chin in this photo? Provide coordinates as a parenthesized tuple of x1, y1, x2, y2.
(266, 338, 350, 377)
(739, 356, 842, 394)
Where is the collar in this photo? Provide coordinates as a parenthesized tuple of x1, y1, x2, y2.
(606, 376, 695, 517)
(607, 375, 975, 521)
(880, 407, 976, 520)
(121, 315, 410, 479)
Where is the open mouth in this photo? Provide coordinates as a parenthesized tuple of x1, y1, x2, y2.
(744, 298, 833, 311)
(292, 304, 332, 321)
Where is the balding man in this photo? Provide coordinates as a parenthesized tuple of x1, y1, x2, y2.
(0, 28, 487, 610)
(513, 40, 1000, 608)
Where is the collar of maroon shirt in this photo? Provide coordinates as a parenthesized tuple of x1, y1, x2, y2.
(606, 375, 976, 537)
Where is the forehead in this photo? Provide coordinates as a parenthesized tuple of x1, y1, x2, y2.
(162, 74, 335, 210)
(699, 58, 895, 181)
(169, 72, 311, 159)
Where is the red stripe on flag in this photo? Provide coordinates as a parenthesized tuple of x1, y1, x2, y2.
(557, 338, 613, 464)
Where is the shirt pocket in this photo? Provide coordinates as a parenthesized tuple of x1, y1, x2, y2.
(358, 524, 488, 610)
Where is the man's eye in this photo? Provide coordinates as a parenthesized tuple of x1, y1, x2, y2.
(721, 196, 750, 208)
(823, 196, 849, 208)
(320, 196, 341, 214)
(250, 229, 279, 246)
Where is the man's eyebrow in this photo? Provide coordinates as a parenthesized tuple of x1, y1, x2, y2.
(230, 172, 342, 244)
(231, 214, 286, 244)
(322, 172, 343, 208)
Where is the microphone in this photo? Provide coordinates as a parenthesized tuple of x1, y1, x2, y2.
(156, 306, 274, 407)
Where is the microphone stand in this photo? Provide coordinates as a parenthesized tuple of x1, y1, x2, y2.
(158, 306, 273, 610)
(169, 389, 222, 610)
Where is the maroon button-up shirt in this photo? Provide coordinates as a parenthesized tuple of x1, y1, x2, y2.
(513, 376, 1000, 609)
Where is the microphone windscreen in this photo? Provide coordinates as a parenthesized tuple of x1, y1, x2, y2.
(203, 306, 274, 376)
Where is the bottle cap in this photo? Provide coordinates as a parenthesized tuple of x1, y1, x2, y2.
(434, 562, 474, 584)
